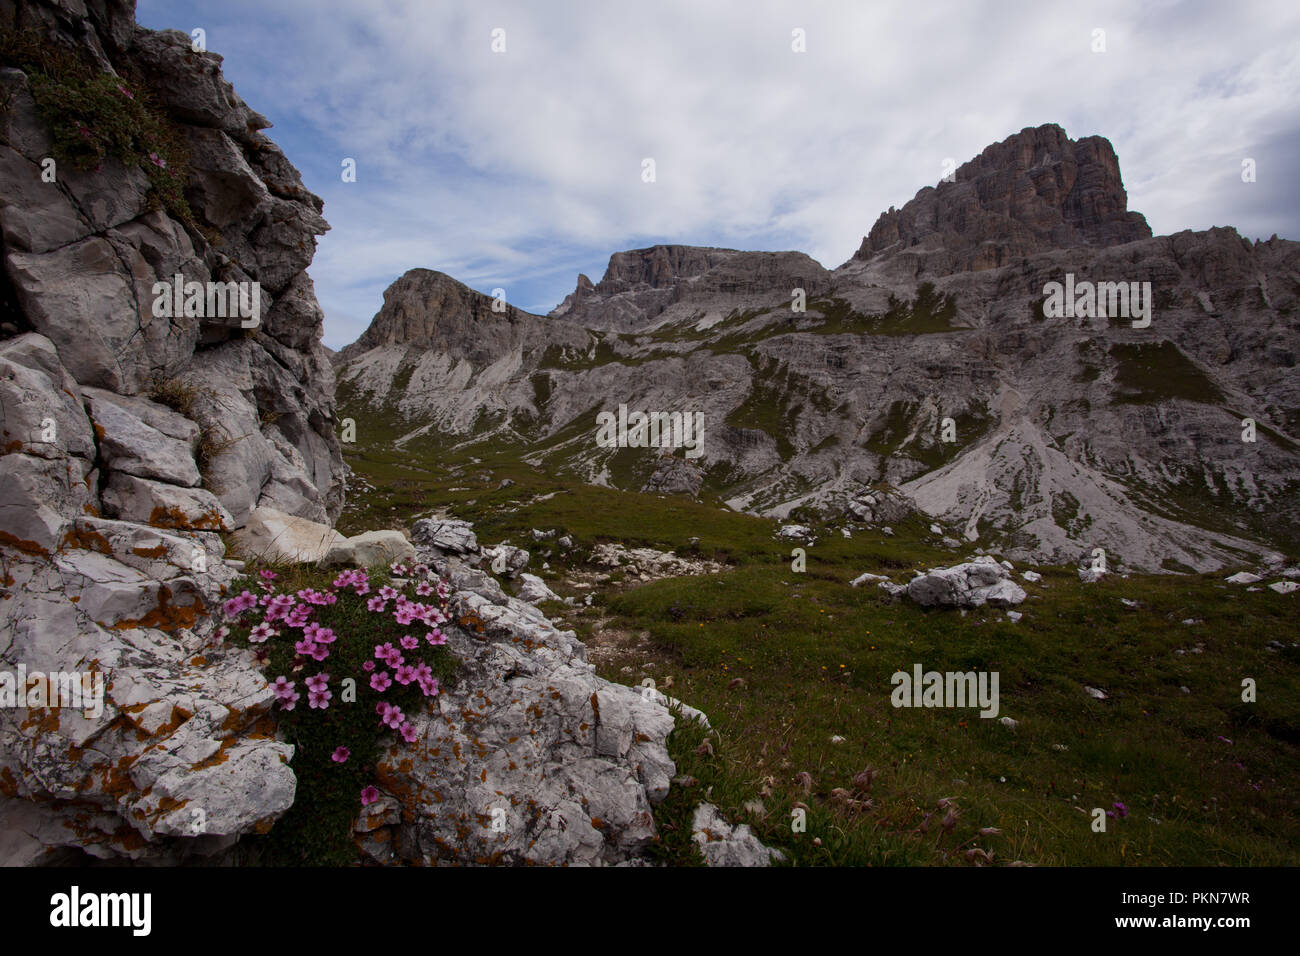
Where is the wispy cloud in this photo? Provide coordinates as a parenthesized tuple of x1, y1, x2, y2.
(137, 0, 1300, 348)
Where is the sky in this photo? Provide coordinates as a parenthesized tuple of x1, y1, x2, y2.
(136, 0, 1300, 350)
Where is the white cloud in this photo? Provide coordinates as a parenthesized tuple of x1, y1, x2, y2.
(142, 0, 1300, 348)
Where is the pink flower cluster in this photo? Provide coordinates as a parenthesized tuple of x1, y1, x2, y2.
(376, 702, 419, 743)
(222, 590, 258, 617)
(272, 676, 299, 710)
(305, 673, 332, 709)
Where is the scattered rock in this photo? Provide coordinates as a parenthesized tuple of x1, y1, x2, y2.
(320, 529, 416, 569)
(851, 572, 889, 587)
(231, 506, 345, 564)
(905, 556, 1027, 608)
(690, 803, 785, 867)
(411, 517, 479, 556)
(517, 573, 561, 605)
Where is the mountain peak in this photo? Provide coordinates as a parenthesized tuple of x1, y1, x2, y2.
(852, 123, 1152, 273)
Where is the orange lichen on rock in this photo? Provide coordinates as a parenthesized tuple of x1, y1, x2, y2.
(60, 523, 112, 554)
(108, 585, 204, 632)
(0, 529, 50, 557)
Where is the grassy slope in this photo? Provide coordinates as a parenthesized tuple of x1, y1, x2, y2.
(338, 429, 1300, 867)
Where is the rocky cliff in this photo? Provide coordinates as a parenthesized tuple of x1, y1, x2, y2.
(338, 124, 1300, 573)
(853, 124, 1153, 274)
(0, 0, 344, 860)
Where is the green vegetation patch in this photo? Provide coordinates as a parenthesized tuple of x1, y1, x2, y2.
(222, 562, 458, 865)
(1110, 342, 1225, 406)
(1, 27, 197, 228)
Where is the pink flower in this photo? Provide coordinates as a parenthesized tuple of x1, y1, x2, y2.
(353, 582, 370, 596)
(399, 722, 418, 743)
(376, 701, 405, 728)
(415, 581, 434, 597)
(332, 569, 361, 589)
(379, 586, 398, 601)
(305, 673, 330, 693)
(285, 604, 312, 628)
(400, 634, 419, 651)
(390, 561, 410, 576)
(393, 664, 417, 686)
(249, 622, 277, 643)
(148, 151, 166, 168)
(393, 604, 418, 626)
(425, 629, 447, 646)
(361, 786, 380, 806)
(222, 590, 258, 617)
(331, 746, 350, 764)
(272, 676, 300, 710)
(361, 660, 376, 673)
(370, 671, 392, 692)
(264, 594, 295, 622)
(308, 688, 332, 709)
(212, 625, 230, 644)
(419, 676, 440, 698)
(304, 623, 336, 645)
(294, 637, 317, 657)
(259, 570, 278, 581)
(367, 597, 388, 613)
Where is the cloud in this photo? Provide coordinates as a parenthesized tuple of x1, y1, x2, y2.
(137, 0, 1300, 348)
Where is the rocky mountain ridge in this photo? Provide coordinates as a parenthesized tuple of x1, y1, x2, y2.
(337, 124, 1299, 574)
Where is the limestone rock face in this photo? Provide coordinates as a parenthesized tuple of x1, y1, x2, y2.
(363, 528, 682, 865)
(552, 245, 833, 332)
(0, 5, 343, 525)
(853, 124, 1153, 274)
(0, 0, 346, 862)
